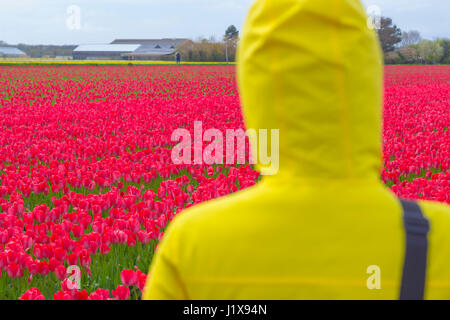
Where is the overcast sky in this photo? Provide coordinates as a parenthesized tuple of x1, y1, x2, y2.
(0, 0, 448, 45)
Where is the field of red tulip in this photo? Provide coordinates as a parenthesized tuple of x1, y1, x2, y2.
(0, 65, 448, 300)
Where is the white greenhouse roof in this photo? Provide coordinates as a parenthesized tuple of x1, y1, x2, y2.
(74, 44, 140, 52)
(0, 47, 26, 55)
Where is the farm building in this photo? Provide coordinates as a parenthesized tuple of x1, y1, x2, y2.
(0, 47, 27, 58)
(73, 44, 140, 60)
(73, 39, 189, 60)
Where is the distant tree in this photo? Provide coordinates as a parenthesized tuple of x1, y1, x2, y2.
(377, 17, 402, 53)
(436, 38, 450, 64)
(178, 39, 227, 62)
(0, 40, 7, 45)
(417, 40, 444, 64)
(401, 30, 422, 47)
(14, 44, 76, 58)
(223, 25, 239, 62)
(384, 51, 400, 65)
(224, 25, 239, 41)
(397, 47, 419, 64)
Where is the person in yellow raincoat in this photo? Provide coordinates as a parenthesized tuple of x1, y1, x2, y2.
(143, 0, 450, 300)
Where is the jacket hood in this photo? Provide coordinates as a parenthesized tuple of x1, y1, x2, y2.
(237, 0, 384, 182)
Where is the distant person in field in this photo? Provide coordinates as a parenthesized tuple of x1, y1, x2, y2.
(175, 52, 181, 64)
(144, 0, 450, 300)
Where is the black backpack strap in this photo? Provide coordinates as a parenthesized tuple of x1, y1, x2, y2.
(399, 199, 430, 300)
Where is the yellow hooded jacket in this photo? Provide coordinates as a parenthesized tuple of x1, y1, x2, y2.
(144, 0, 450, 300)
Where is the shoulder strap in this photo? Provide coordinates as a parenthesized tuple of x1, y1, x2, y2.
(399, 199, 430, 300)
